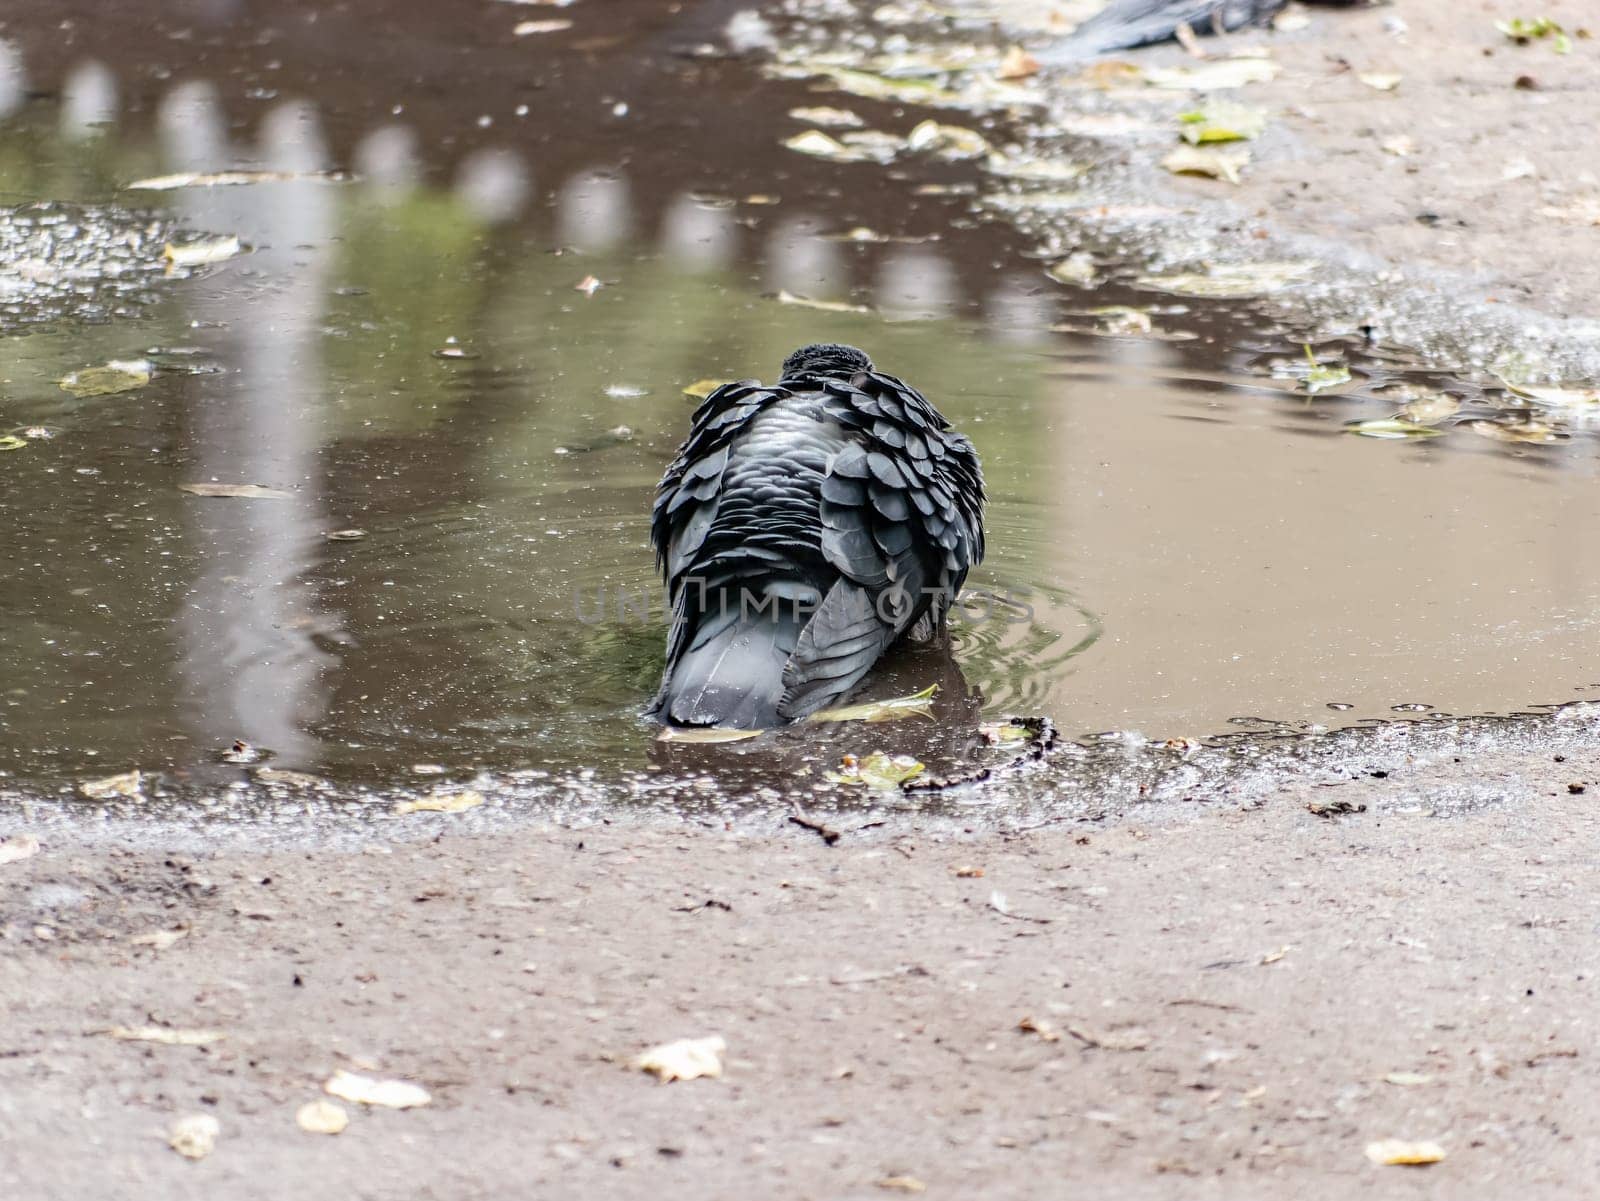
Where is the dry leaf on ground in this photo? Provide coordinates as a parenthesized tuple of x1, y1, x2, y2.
(296, 1099, 350, 1134)
(1365, 1138, 1445, 1166)
(0, 834, 41, 866)
(169, 1114, 220, 1160)
(635, 1035, 726, 1082)
(323, 1069, 432, 1109)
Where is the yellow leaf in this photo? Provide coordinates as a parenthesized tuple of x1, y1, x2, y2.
(1365, 1138, 1445, 1166)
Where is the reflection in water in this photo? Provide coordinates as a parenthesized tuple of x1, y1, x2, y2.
(61, 60, 117, 142)
(354, 124, 422, 198)
(556, 169, 632, 251)
(765, 215, 844, 299)
(455, 148, 532, 225)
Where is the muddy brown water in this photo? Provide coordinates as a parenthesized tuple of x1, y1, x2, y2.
(2, 1, 1599, 818)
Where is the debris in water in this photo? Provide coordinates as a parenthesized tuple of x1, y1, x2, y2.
(1178, 100, 1266, 143)
(323, 1070, 432, 1109)
(1503, 382, 1600, 409)
(326, 528, 368, 541)
(980, 721, 1035, 745)
(1161, 144, 1250, 184)
(575, 274, 604, 296)
(1046, 253, 1098, 286)
(655, 726, 763, 744)
(683, 378, 733, 400)
(981, 154, 1085, 182)
(783, 129, 888, 164)
(635, 1035, 726, 1082)
(169, 1114, 220, 1161)
(904, 119, 989, 160)
(254, 767, 327, 788)
(0, 435, 25, 452)
(826, 751, 926, 790)
(1364, 1138, 1446, 1166)
(775, 289, 871, 314)
(179, 483, 293, 499)
(1468, 419, 1566, 443)
(78, 770, 144, 800)
(163, 236, 243, 267)
(1344, 418, 1443, 440)
(129, 171, 348, 190)
(1137, 260, 1314, 297)
(788, 105, 864, 128)
(513, 18, 572, 34)
(809, 684, 938, 725)
(59, 359, 153, 398)
(1397, 393, 1461, 425)
(1299, 345, 1352, 394)
(0, 834, 41, 866)
(394, 789, 485, 815)
(296, 1099, 350, 1135)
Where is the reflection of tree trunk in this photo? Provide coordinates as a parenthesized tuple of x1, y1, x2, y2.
(172, 94, 340, 769)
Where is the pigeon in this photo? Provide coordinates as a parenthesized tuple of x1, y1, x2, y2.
(650, 343, 985, 728)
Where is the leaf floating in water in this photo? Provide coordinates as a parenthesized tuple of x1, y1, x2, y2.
(904, 119, 989, 160)
(180, 482, 293, 499)
(323, 1070, 432, 1109)
(635, 1035, 726, 1082)
(782, 129, 888, 164)
(169, 1114, 220, 1161)
(1504, 382, 1600, 409)
(1345, 418, 1444, 440)
(683, 378, 733, 400)
(979, 721, 1034, 745)
(574, 274, 604, 296)
(1178, 101, 1267, 143)
(788, 105, 864, 128)
(1300, 345, 1351, 394)
(163, 236, 243, 267)
(1364, 1138, 1446, 1166)
(1469, 419, 1566, 443)
(1398, 393, 1461, 425)
(326, 528, 368, 541)
(1358, 72, 1402, 91)
(655, 726, 763, 744)
(826, 751, 927, 791)
(129, 171, 348, 190)
(809, 684, 939, 725)
(0, 435, 26, 452)
(982, 155, 1086, 182)
(78, 770, 144, 800)
(296, 1099, 350, 1135)
(1161, 144, 1250, 184)
(1088, 305, 1155, 335)
(1146, 58, 1281, 91)
(775, 289, 871, 314)
(1136, 260, 1314, 297)
(1046, 253, 1098, 286)
(797, 65, 958, 106)
(394, 789, 485, 815)
(254, 767, 327, 788)
(513, 18, 572, 33)
(59, 359, 153, 398)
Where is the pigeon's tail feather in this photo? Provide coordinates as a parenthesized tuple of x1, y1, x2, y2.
(1035, 0, 1285, 63)
(656, 597, 807, 729)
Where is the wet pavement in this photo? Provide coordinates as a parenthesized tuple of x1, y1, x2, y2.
(3, 0, 1600, 823)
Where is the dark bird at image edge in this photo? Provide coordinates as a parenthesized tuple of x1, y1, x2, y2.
(650, 343, 985, 728)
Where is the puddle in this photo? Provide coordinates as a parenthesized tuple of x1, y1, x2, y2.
(2, 6, 1599, 824)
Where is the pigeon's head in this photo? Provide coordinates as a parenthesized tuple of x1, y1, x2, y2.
(780, 343, 873, 381)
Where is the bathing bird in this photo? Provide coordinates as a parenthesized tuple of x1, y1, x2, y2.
(650, 343, 984, 728)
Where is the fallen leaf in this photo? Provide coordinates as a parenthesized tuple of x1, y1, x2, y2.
(169, 1114, 220, 1160)
(296, 1099, 350, 1135)
(655, 726, 763, 744)
(1383, 1071, 1434, 1086)
(997, 44, 1040, 79)
(1086, 305, 1155, 335)
(809, 684, 938, 725)
(1018, 1015, 1061, 1042)
(1469, 419, 1566, 443)
(683, 378, 733, 400)
(1504, 382, 1600, 409)
(101, 1025, 226, 1047)
(783, 129, 889, 164)
(1078, 60, 1145, 88)
(635, 1035, 726, 1082)
(798, 64, 960, 105)
(1380, 134, 1416, 157)
(775, 289, 871, 314)
(253, 767, 326, 788)
(954, 865, 984, 878)
(1146, 58, 1281, 90)
(1178, 100, 1266, 143)
(131, 928, 187, 950)
(876, 1177, 927, 1194)
(78, 770, 144, 800)
(1364, 1138, 1445, 1166)
(979, 720, 1035, 745)
(905, 119, 989, 160)
(1299, 345, 1352, 394)
(324, 1070, 432, 1109)
(394, 789, 485, 815)
(0, 435, 26, 452)
(164, 236, 243, 267)
(59, 359, 153, 397)
(1398, 393, 1461, 424)
(326, 528, 368, 541)
(0, 834, 41, 865)
(1496, 17, 1571, 53)
(1137, 260, 1314, 297)
(826, 752, 926, 790)
(179, 482, 293, 499)
(1345, 418, 1444, 440)
(513, 18, 572, 33)
(574, 274, 603, 296)
(1358, 72, 1402, 91)
(788, 105, 864, 128)
(981, 155, 1085, 182)
(1046, 253, 1098, 286)
(1161, 144, 1250, 184)
(1259, 945, 1289, 965)
(129, 171, 343, 189)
